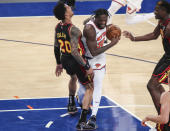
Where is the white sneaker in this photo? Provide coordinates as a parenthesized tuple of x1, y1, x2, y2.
(126, 12, 155, 24)
(149, 128, 157, 131)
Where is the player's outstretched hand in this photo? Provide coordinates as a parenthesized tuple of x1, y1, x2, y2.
(55, 64, 63, 77)
(123, 31, 135, 41)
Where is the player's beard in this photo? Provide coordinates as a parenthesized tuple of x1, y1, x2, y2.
(98, 24, 106, 29)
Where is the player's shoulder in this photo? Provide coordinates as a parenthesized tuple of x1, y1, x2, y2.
(71, 25, 79, 30)
(70, 25, 81, 34)
(84, 24, 95, 35)
(84, 24, 94, 30)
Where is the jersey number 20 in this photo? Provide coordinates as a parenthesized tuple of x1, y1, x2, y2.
(58, 39, 83, 55)
(58, 39, 71, 53)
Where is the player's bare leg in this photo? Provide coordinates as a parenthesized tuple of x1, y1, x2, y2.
(147, 76, 165, 114)
(125, 0, 154, 24)
(76, 82, 95, 130)
(67, 75, 78, 114)
(107, 0, 125, 25)
(87, 68, 105, 129)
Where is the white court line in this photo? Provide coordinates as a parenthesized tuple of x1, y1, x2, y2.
(146, 19, 156, 27)
(104, 95, 153, 128)
(45, 121, 54, 128)
(60, 113, 70, 117)
(17, 116, 24, 120)
(0, 107, 71, 112)
(0, 106, 119, 112)
(0, 96, 67, 101)
(0, 105, 153, 112)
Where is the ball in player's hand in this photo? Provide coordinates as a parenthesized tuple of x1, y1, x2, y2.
(106, 24, 121, 40)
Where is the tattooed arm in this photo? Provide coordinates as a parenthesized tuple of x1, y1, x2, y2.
(70, 25, 87, 67)
(70, 25, 94, 81)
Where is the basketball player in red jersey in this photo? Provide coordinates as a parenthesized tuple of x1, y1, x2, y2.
(53, 2, 95, 130)
(123, 0, 170, 130)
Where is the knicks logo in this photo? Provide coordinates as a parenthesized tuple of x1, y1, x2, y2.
(95, 63, 101, 68)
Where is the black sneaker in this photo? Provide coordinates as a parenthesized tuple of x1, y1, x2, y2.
(87, 115, 97, 129)
(76, 121, 96, 130)
(67, 103, 78, 114)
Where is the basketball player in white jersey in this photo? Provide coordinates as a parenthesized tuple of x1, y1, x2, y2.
(107, 0, 155, 25)
(77, 9, 120, 129)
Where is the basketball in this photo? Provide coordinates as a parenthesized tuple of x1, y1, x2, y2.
(106, 24, 121, 40)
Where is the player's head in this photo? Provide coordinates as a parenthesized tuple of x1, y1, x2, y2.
(53, 2, 73, 21)
(154, 0, 170, 19)
(93, 8, 109, 29)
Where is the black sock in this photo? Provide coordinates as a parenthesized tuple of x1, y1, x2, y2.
(69, 95, 75, 105)
(79, 109, 88, 123)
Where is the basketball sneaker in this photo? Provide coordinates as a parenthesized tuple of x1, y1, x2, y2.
(87, 115, 98, 129)
(126, 12, 155, 24)
(149, 128, 157, 131)
(67, 103, 78, 114)
(76, 121, 96, 130)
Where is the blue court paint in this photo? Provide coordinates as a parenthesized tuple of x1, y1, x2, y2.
(0, 96, 151, 131)
(0, 0, 157, 17)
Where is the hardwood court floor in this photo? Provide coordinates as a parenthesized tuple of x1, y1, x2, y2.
(0, 15, 168, 127)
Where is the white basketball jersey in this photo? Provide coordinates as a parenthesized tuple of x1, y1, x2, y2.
(82, 20, 106, 70)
